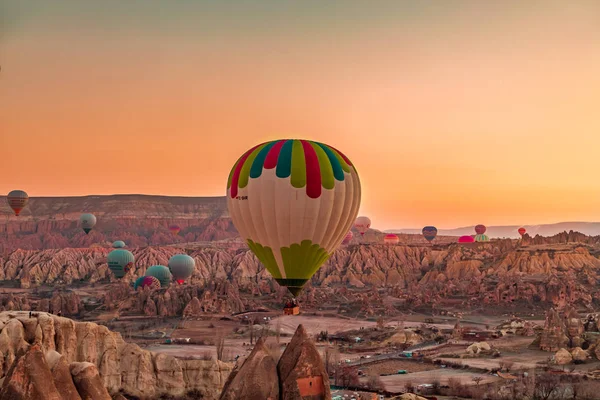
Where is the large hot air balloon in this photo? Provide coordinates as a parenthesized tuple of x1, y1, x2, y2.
(7, 190, 29, 216)
(112, 240, 126, 249)
(134, 276, 161, 290)
(475, 224, 486, 235)
(354, 216, 371, 236)
(342, 231, 353, 245)
(80, 213, 97, 234)
(518, 227, 526, 237)
(384, 234, 399, 244)
(145, 265, 171, 287)
(168, 254, 195, 283)
(422, 226, 438, 242)
(458, 235, 475, 244)
(169, 225, 181, 236)
(107, 249, 135, 278)
(226, 139, 361, 298)
(474, 234, 489, 242)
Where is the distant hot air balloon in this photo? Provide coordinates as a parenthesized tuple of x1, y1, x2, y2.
(168, 254, 195, 283)
(7, 190, 29, 216)
(384, 234, 399, 244)
(145, 265, 171, 287)
(342, 231, 354, 245)
(176, 279, 185, 285)
(107, 249, 135, 278)
(112, 241, 126, 249)
(169, 225, 181, 236)
(354, 216, 371, 236)
(475, 224, 486, 235)
(134, 276, 161, 290)
(227, 139, 361, 298)
(422, 226, 438, 242)
(458, 235, 475, 244)
(518, 227, 526, 237)
(80, 213, 97, 234)
(474, 234, 490, 242)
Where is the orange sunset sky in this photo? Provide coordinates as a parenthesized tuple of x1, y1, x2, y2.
(1, 1, 600, 230)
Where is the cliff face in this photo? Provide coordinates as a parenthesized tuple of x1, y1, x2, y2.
(0, 311, 232, 399)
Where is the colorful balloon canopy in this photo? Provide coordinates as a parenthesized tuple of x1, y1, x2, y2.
(80, 213, 97, 234)
(134, 275, 161, 290)
(475, 224, 486, 235)
(7, 190, 29, 216)
(107, 249, 135, 278)
(145, 265, 171, 287)
(458, 235, 475, 243)
(227, 139, 361, 297)
(354, 216, 371, 236)
(422, 226, 438, 242)
(518, 227, 526, 237)
(112, 241, 126, 249)
(175, 279, 185, 285)
(169, 225, 181, 235)
(384, 234, 399, 244)
(342, 231, 353, 245)
(474, 234, 489, 242)
(168, 254, 195, 282)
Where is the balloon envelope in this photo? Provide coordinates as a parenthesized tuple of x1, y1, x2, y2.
(458, 235, 475, 243)
(342, 231, 353, 245)
(518, 227, 526, 237)
(384, 234, 399, 244)
(354, 216, 371, 236)
(134, 276, 161, 290)
(169, 225, 181, 235)
(107, 249, 135, 278)
(474, 234, 489, 242)
(7, 190, 28, 216)
(422, 226, 438, 242)
(475, 224, 486, 235)
(80, 213, 97, 234)
(112, 241, 126, 249)
(226, 139, 361, 297)
(145, 265, 171, 287)
(168, 254, 195, 282)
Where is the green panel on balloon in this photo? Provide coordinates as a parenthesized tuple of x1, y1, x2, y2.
(247, 240, 282, 279)
(280, 240, 330, 280)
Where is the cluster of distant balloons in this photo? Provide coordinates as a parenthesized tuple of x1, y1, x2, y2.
(7, 190, 194, 290)
(6, 138, 530, 302)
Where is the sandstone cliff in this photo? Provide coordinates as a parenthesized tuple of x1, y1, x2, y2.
(0, 311, 232, 399)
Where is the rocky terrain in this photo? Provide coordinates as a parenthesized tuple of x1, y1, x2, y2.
(0, 311, 233, 399)
(0, 195, 237, 253)
(0, 232, 599, 317)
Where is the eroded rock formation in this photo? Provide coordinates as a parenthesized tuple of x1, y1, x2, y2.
(0, 312, 232, 399)
(220, 325, 330, 400)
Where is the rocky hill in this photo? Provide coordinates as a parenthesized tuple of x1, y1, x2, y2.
(0, 234, 599, 314)
(0, 311, 233, 399)
(0, 195, 237, 253)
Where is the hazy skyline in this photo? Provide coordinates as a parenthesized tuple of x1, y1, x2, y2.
(2, 1, 600, 230)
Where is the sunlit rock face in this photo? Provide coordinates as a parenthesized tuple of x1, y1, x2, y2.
(0, 312, 233, 399)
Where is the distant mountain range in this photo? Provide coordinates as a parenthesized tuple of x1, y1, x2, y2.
(387, 222, 600, 239)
